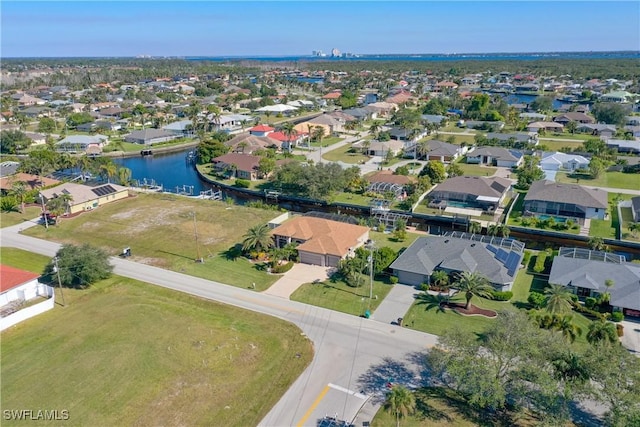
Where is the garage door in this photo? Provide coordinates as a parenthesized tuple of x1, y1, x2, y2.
(300, 251, 325, 266)
(397, 270, 426, 287)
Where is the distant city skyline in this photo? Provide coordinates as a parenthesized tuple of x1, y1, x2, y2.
(1, 1, 639, 58)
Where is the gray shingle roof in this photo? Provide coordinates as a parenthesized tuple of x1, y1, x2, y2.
(420, 140, 459, 156)
(549, 256, 640, 311)
(430, 176, 512, 199)
(469, 146, 522, 162)
(389, 235, 523, 286)
(524, 180, 607, 209)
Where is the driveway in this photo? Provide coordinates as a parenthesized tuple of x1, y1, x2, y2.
(263, 263, 331, 299)
(621, 319, 640, 356)
(372, 284, 419, 324)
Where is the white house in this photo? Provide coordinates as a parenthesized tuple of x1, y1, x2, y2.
(0, 265, 55, 331)
(55, 135, 108, 153)
(540, 152, 590, 172)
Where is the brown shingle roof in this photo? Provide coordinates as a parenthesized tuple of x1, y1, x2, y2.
(366, 170, 414, 186)
(272, 217, 369, 257)
(211, 153, 261, 173)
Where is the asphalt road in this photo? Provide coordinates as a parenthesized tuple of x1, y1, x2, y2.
(1, 224, 437, 426)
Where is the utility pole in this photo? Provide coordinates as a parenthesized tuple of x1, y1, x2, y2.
(193, 212, 203, 263)
(40, 195, 48, 230)
(53, 257, 66, 306)
(366, 239, 375, 308)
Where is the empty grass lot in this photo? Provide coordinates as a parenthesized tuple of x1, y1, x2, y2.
(322, 143, 369, 164)
(555, 170, 639, 191)
(457, 162, 497, 177)
(0, 248, 312, 427)
(22, 193, 281, 291)
(0, 205, 43, 228)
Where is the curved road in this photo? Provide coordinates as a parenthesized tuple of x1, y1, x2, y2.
(1, 223, 437, 426)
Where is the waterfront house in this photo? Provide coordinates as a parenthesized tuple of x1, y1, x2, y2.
(271, 216, 369, 267)
(211, 152, 262, 180)
(163, 120, 193, 137)
(225, 133, 279, 154)
(389, 233, 524, 291)
(549, 248, 640, 317)
(125, 129, 177, 145)
(56, 135, 108, 154)
(428, 176, 512, 212)
(0, 173, 60, 193)
(466, 147, 523, 168)
(40, 182, 129, 215)
(523, 180, 607, 220)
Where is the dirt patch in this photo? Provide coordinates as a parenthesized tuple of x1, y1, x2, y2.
(442, 302, 497, 318)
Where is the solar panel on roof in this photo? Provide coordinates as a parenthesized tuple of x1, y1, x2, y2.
(505, 251, 521, 276)
(486, 244, 498, 254)
(91, 185, 117, 197)
(495, 248, 509, 263)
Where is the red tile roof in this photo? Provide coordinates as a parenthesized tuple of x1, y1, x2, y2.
(322, 91, 342, 99)
(268, 131, 300, 142)
(249, 125, 275, 132)
(0, 265, 40, 293)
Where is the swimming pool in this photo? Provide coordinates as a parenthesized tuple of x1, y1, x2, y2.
(537, 214, 568, 223)
(447, 201, 478, 209)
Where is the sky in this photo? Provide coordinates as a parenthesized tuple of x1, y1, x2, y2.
(1, 1, 639, 57)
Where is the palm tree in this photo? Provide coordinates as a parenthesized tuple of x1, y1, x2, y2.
(544, 284, 574, 314)
(468, 221, 482, 234)
(554, 315, 583, 343)
(46, 194, 73, 225)
(454, 272, 493, 309)
(241, 224, 273, 253)
(369, 121, 381, 138)
(117, 166, 132, 186)
(588, 236, 606, 251)
(383, 385, 416, 427)
(430, 270, 449, 292)
(10, 181, 28, 213)
(99, 161, 117, 183)
(586, 320, 618, 347)
(281, 122, 297, 151)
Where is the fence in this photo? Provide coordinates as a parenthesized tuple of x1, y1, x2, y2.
(1, 287, 55, 331)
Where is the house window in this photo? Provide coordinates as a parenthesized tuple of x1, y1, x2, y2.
(576, 287, 591, 298)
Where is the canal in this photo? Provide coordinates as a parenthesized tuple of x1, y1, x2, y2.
(114, 148, 212, 195)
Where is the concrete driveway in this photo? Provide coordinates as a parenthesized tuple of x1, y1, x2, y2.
(621, 319, 640, 356)
(264, 263, 331, 299)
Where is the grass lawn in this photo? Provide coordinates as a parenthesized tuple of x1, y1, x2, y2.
(589, 193, 636, 239)
(457, 161, 497, 177)
(1, 251, 312, 426)
(371, 387, 549, 427)
(22, 193, 282, 291)
(369, 230, 421, 253)
(290, 275, 394, 317)
(620, 207, 640, 242)
(331, 191, 373, 206)
(403, 268, 591, 352)
(310, 136, 343, 148)
(589, 218, 616, 239)
(0, 247, 50, 273)
(538, 139, 584, 152)
(322, 143, 369, 164)
(0, 206, 43, 228)
(555, 170, 639, 191)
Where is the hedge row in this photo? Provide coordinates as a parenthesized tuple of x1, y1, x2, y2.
(488, 290, 513, 301)
(533, 252, 547, 273)
(272, 261, 294, 274)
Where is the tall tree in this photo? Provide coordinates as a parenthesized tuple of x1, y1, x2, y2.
(241, 224, 273, 253)
(453, 271, 493, 309)
(544, 284, 574, 314)
(44, 243, 113, 289)
(383, 385, 416, 427)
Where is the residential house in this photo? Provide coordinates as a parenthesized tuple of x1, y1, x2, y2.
(211, 153, 263, 180)
(0, 265, 55, 331)
(416, 139, 465, 162)
(212, 114, 254, 132)
(24, 132, 47, 146)
(163, 120, 193, 137)
(421, 114, 447, 126)
(520, 112, 547, 121)
(352, 139, 404, 157)
(576, 123, 617, 137)
(523, 180, 607, 220)
(364, 101, 398, 118)
(549, 249, 640, 317)
(303, 114, 344, 134)
(553, 112, 595, 125)
(271, 216, 369, 267)
(124, 129, 177, 145)
(600, 90, 635, 103)
(98, 107, 126, 119)
(605, 139, 640, 154)
(225, 133, 279, 154)
(462, 120, 505, 131)
(56, 135, 108, 153)
(540, 152, 590, 172)
(466, 147, 523, 168)
(527, 121, 564, 133)
(389, 233, 524, 291)
(428, 176, 512, 212)
(268, 130, 308, 151)
(40, 182, 129, 215)
(365, 170, 415, 188)
(248, 124, 275, 137)
(0, 173, 60, 193)
(486, 132, 539, 146)
(342, 107, 374, 121)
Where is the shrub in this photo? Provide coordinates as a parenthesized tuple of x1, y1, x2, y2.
(489, 290, 513, 301)
(272, 261, 294, 274)
(521, 251, 531, 267)
(571, 301, 605, 320)
(389, 276, 399, 284)
(533, 252, 547, 273)
(585, 297, 597, 309)
(570, 294, 579, 303)
(520, 218, 531, 227)
(616, 323, 624, 337)
(420, 283, 430, 292)
(528, 291, 545, 309)
(234, 179, 250, 188)
(611, 311, 624, 322)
